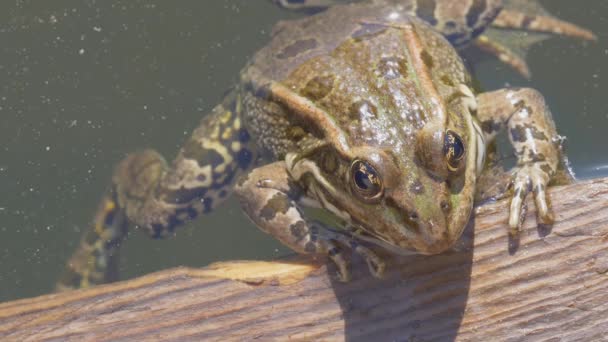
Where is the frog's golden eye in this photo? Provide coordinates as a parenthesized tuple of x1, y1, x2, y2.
(444, 130, 465, 171)
(350, 160, 384, 201)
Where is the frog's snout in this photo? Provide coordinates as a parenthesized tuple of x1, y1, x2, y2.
(418, 218, 455, 254)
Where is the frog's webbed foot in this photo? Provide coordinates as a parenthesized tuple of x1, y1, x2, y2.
(471, 5, 596, 78)
(235, 161, 384, 281)
(508, 163, 554, 231)
(476, 88, 562, 234)
(472, 35, 532, 78)
(491, 9, 597, 41)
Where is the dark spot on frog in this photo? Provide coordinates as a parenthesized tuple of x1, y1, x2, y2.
(510, 125, 527, 143)
(377, 56, 408, 80)
(540, 163, 554, 176)
(287, 125, 307, 141)
(203, 197, 214, 213)
(260, 192, 291, 221)
(286, 181, 304, 202)
(415, 0, 438, 26)
(510, 124, 548, 143)
(440, 75, 454, 86)
(301, 74, 335, 101)
(103, 206, 117, 227)
(444, 21, 457, 30)
(218, 189, 228, 198)
(528, 151, 546, 162)
(420, 50, 434, 69)
(276, 38, 318, 59)
(349, 100, 378, 121)
(527, 125, 548, 141)
(182, 139, 224, 168)
(482, 119, 502, 134)
(514, 100, 533, 116)
(521, 15, 535, 29)
(351, 23, 388, 42)
(289, 220, 307, 241)
(212, 169, 236, 192)
(237, 148, 253, 169)
(409, 179, 424, 194)
(237, 128, 250, 143)
(440, 200, 450, 212)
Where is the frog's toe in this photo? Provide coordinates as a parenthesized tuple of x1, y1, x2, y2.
(357, 245, 385, 279)
(533, 179, 554, 226)
(330, 233, 385, 279)
(326, 242, 351, 282)
(509, 165, 553, 231)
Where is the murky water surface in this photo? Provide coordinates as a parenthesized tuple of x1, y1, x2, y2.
(1, 0, 606, 301)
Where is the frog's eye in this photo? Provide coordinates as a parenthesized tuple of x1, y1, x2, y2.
(350, 160, 384, 201)
(444, 130, 465, 171)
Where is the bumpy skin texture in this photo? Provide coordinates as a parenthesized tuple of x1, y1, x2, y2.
(58, 0, 593, 289)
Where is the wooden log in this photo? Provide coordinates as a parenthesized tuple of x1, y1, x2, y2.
(1, 178, 607, 341)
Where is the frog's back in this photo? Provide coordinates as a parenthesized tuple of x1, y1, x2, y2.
(242, 3, 469, 89)
(240, 3, 471, 160)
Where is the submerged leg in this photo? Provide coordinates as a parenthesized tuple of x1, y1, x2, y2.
(57, 90, 257, 290)
(56, 191, 128, 291)
(491, 9, 596, 41)
(476, 88, 565, 232)
(235, 162, 384, 281)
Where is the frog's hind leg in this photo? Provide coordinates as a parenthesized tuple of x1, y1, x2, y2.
(57, 90, 257, 290)
(56, 192, 128, 291)
(469, 4, 596, 78)
(476, 88, 564, 232)
(491, 9, 596, 41)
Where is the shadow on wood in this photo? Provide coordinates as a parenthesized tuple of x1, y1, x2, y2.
(1, 178, 607, 341)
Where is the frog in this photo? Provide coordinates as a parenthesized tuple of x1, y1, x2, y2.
(57, 0, 595, 289)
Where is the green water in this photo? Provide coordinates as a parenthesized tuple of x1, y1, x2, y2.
(1, 0, 606, 302)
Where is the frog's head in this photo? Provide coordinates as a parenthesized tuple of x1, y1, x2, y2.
(287, 94, 482, 255)
(343, 123, 478, 254)
(271, 20, 483, 253)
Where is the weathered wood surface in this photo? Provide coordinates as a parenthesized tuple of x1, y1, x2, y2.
(1, 178, 608, 341)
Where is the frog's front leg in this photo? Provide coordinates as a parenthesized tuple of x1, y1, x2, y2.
(235, 161, 384, 282)
(476, 88, 562, 232)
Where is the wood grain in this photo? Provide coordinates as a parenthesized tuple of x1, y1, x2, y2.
(1, 178, 607, 341)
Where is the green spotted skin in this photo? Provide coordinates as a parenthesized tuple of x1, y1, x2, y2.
(58, 0, 593, 288)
